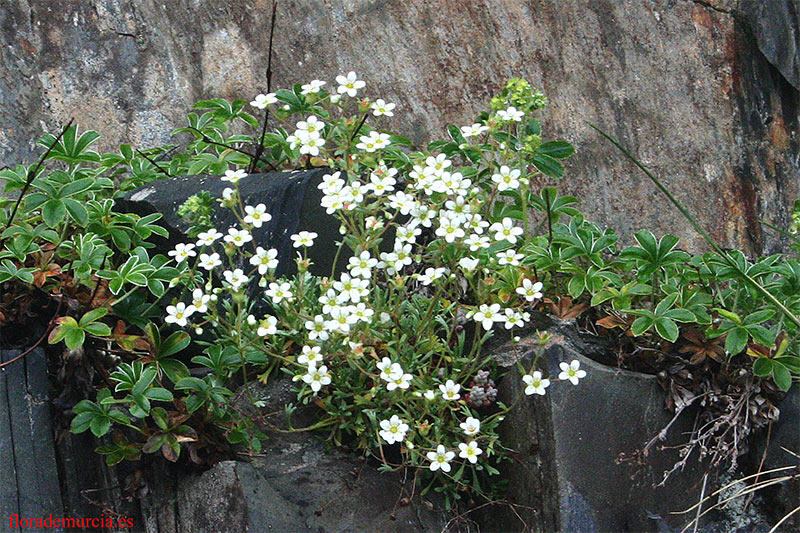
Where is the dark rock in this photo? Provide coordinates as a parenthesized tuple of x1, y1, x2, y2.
(742, 0, 800, 90)
(0, 348, 63, 525)
(487, 317, 782, 532)
(117, 169, 342, 280)
(757, 387, 800, 530)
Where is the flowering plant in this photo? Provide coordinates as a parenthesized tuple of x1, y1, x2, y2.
(57, 76, 588, 505)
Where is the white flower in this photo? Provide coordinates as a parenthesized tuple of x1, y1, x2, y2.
(333, 273, 369, 303)
(336, 71, 365, 97)
(458, 441, 483, 464)
(387, 191, 417, 215)
(516, 279, 543, 302)
(298, 134, 325, 156)
(425, 154, 452, 174)
(190, 289, 210, 313)
(559, 360, 587, 385)
(386, 371, 413, 391)
(379, 415, 409, 445)
(465, 234, 491, 251)
(257, 315, 278, 337)
(244, 204, 272, 228)
(435, 215, 466, 243)
(356, 131, 391, 152)
(224, 227, 252, 247)
(198, 252, 222, 271)
(347, 251, 378, 278)
(300, 79, 326, 94)
(165, 302, 196, 327)
(504, 308, 528, 329)
(497, 249, 524, 266)
(247, 314, 257, 326)
(491, 166, 522, 191)
(497, 106, 524, 122)
(460, 417, 480, 436)
(222, 169, 247, 184)
(377, 358, 402, 381)
(325, 306, 358, 333)
(371, 99, 396, 116)
(296, 115, 325, 136)
(472, 303, 504, 331)
(305, 315, 329, 341)
(302, 364, 331, 392)
(222, 187, 236, 201)
(223, 269, 248, 290)
(417, 267, 447, 286)
(250, 247, 279, 275)
(523, 371, 550, 395)
(427, 445, 455, 472)
(196, 229, 223, 247)
(298, 345, 323, 367)
(352, 302, 374, 323)
(168, 243, 196, 263)
(266, 282, 294, 304)
(250, 93, 277, 109)
(458, 256, 480, 272)
(318, 171, 344, 193)
(423, 389, 436, 400)
(460, 123, 489, 137)
(395, 224, 421, 244)
(368, 172, 397, 195)
(290, 231, 318, 248)
(489, 218, 524, 244)
(439, 380, 461, 401)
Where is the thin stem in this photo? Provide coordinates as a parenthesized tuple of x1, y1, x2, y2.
(249, 0, 279, 174)
(5, 118, 74, 231)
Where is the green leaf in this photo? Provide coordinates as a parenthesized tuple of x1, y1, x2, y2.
(159, 358, 190, 384)
(654, 318, 679, 343)
(743, 309, 775, 326)
(631, 316, 655, 336)
(70, 412, 95, 433)
(145, 387, 174, 402)
(80, 307, 108, 326)
(83, 322, 112, 337)
(724, 327, 749, 355)
(532, 154, 564, 178)
(772, 362, 792, 391)
(160, 331, 190, 357)
(63, 198, 89, 225)
(151, 407, 169, 430)
(538, 141, 574, 159)
(42, 199, 66, 227)
(64, 328, 86, 350)
(89, 416, 112, 437)
(752, 357, 773, 377)
(774, 356, 800, 373)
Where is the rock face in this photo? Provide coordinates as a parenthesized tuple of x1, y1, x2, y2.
(1, 0, 797, 254)
(139, 378, 451, 533)
(488, 316, 790, 532)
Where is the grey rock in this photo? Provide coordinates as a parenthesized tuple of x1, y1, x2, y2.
(487, 316, 783, 532)
(144, 439, 450, 532)
(0, 1, 797, 255)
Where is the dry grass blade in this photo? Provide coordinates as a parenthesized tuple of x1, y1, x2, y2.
(769, 505, 800, 533)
